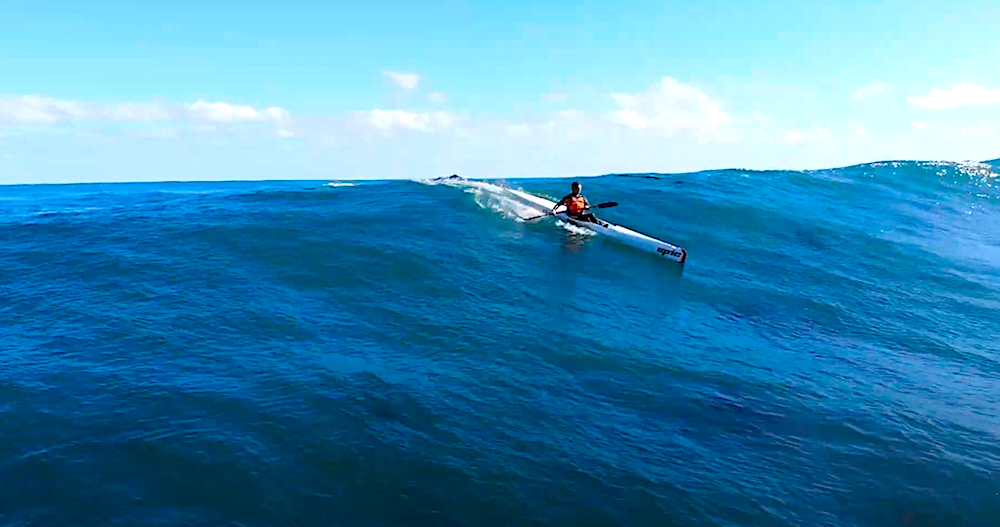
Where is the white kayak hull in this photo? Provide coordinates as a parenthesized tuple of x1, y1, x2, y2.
(505, 188, 687, 264)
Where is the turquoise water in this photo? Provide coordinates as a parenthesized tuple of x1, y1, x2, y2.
(1, 160, 999, 526)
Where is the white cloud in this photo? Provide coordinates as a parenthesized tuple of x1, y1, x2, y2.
(383, 71, 420, 91)
(908, 82, 1000, 110)
(853, 125, 868, 137)
(784, 130, 808, 145)
(541, 92, 568, 103)
(365, 109, 456, 133)
(185, 100, 289, 123)
(0, 96, 95, 123)
(910, 120, 929, 130)
(0, 95, 290, 126)
(558, 109, 581, 119)
(610, 108, 648, 129)
(607, 77, 737, 143)
(505, 124, 532, 137)
(427, 92, 448, 104)
(853, 82, 889, 101)
(782, 124, 832, 146)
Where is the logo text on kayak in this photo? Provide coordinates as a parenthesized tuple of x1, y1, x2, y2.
(657, 247, 684, 258)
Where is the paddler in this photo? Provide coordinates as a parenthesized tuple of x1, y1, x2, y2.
(554, 181, 599, 223)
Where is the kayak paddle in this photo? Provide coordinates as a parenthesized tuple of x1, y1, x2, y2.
(523, 201, 618, 222)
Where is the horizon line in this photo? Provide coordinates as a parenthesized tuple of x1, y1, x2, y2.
(2, 156, 997, 188)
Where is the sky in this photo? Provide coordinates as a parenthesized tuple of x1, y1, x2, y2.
(2, 0, 1000, 184)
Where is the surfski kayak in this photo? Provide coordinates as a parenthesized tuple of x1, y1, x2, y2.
(504, 188, 688, 264)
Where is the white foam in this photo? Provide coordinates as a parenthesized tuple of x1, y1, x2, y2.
(555, 219, 597, 236)
(466, 183, 542, 222)
(326, 182, 356, 187)
(430, 178, 597, 235)
(425, 178, 539, 218)
(957, 162, 998, 179)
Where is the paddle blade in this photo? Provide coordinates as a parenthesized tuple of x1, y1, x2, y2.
(594, 201, 618, 209)
(523, 212, 554, 221)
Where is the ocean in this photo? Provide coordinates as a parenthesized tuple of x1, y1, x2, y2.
(1, 160, 998, 527)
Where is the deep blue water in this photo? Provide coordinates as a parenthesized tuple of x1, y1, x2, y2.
(2, 160, 999, 527)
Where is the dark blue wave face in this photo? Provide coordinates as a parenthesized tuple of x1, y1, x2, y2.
(0, 160, 998, 527)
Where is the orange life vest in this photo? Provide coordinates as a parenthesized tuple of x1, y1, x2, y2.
(566, 195, 587, 214)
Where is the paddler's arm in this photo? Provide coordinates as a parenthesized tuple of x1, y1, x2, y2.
(552, 194, 570, 212)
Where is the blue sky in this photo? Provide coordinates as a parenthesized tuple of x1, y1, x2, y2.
(2, 0, 1000, 183)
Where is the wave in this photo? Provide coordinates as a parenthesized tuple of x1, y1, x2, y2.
(3, 158, 1000, 527)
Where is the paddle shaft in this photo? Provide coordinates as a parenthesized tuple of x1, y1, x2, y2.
(524, 201, 617, 222)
